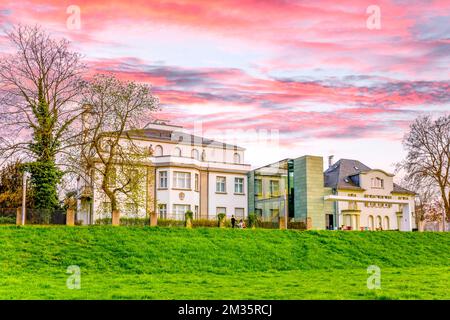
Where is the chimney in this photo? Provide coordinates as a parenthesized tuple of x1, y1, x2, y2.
(328, 155, 334, 168)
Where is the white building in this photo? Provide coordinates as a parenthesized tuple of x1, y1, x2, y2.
(324, 158, 416, 230)
(76, 123, 250, 224)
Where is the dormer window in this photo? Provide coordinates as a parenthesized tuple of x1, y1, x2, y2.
(233, 153, 241, 164)
(154, 145, 163, 157)
(191, 149, 199, 160)
(173, 147, 182, 157)
(371, 177, 384, 188)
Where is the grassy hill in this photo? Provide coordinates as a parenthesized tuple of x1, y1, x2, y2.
(0, 226, 449, 299)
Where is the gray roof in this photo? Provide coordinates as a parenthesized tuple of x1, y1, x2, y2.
(124, 128, 245, 151)
(324, 158, 415, 194)
(324, 159, 370, 190)
(392, 184, 415, 195)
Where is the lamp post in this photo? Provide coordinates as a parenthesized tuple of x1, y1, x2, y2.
(21, 171, 30, 225)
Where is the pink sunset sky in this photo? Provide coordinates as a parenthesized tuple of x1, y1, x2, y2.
(0, 0, 449, 173)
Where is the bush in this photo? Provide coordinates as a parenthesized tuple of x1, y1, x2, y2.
(288, 221, 307, 230)
(158, 219, 185, 227)
(247, 214, 257, 228)
(95, 217, 149, 226)
(120, 217, 149, 226)
(185, 210, 193, 220)
(257, 221, 278, 229)
(95, 218, 112, 225)
(0, 216, 15, 224)
(192, 219, 217, 228)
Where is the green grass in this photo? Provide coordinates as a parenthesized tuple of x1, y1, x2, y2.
(0, 225, 448, 299)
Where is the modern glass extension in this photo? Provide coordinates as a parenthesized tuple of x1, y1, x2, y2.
(248, 159, 294, 223)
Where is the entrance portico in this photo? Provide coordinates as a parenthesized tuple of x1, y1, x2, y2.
(324, 195, 413, 231)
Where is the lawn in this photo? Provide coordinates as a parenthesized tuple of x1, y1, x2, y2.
(0, 225, 448, 299)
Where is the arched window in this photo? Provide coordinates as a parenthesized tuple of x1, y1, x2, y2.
(191, 149, 199, 160)
(154, 145, 163, 157)
(383, 216, 390, 230)
(376, 216, 382, 230)
(368, 215, 374, 230)
(173, 147, 182, 157)
(233, 153, 241, 164)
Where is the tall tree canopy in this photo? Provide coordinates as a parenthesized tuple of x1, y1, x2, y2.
(75, 74, 159, 216)
(402, 115, 450, 222)
(0, 25, 85, 212)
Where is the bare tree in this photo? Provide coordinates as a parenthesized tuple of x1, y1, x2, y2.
(0, 25, 85, 211)
(398, 176, 440, 230)
(74, 74, 158, 221)
(401, 115, 450, 229)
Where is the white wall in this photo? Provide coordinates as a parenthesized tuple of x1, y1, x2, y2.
(208, 172, 247, 219)
(155, 167, 200, 218)
(337, 170, 415, 230)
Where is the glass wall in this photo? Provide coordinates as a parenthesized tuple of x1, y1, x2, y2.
(251, 159, 294, 222)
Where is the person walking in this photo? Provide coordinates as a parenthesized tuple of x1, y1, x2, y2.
(231, 215, 236, 228)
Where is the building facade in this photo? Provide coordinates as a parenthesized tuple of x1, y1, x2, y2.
(77, 125, 415, 231)
(324, 158, 416, 231)
(76, 123, 250, 224)
(248, 156, 415, 231)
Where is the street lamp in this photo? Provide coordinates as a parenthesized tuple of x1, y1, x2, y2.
(21, 171, 30, 225)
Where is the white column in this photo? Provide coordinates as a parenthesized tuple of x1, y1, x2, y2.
(401, 203, 412, 231)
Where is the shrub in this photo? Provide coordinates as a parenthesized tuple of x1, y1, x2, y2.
(95, 218, 112, 225)
(247, 214, 257, 228)
(192, 219, 217, 228)
(185, 210, 193, 228)
(257, 221, 278, 229)
(185, 210, 193, 220)
(217, 213, 226, 228)
(288, 221, 307, 230)
(158, 219, 185, 227)
(0, 216, 15, 224)
(120, 217, 149, 226)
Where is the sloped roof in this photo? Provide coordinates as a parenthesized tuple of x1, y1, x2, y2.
(324, 158, 415, 194)
(324, 159, 371, 190)
(392, 183, 415, 195)
(124, 128, 245, 151)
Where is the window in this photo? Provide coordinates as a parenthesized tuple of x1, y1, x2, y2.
(255, 179, 262, 196)
(235, 208, 244, 219)
(270, 208, 280, 218)
(159, 204, 167, 219)
(376, 216, 382, 229)
(216, 207, 226, 217)
(368, 215, 374, 230)
(194, 205, 199, 219)
(159, 171, 168, 188)
(371, 177, 384, 188)
(154, 145, 163, 156)
(216, 176, 226, 193)
(269, 180, 280, 197)
(383, 216, 390, 230)
(173, 204, 190, 220)
(234, 177, 244, 194)
(107, 168, 116, 188)
(173, 147, 182, 157)
(191, 149, 199, 160)
(173, 171, 191, 189)
(233, 153, 241, 164)
(194, 173, 199, 191)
